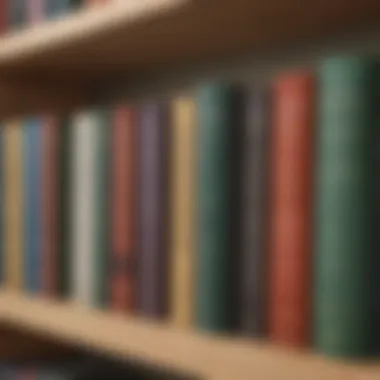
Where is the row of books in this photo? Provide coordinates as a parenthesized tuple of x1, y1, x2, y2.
(2, 0, 108, 32)
(1, 55, 379, 359)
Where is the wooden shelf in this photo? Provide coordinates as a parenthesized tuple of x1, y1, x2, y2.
(0, 0, 379, 83)
(0, 291, 378, 380)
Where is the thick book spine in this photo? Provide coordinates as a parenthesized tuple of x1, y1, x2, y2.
(138, 102, 169, 318)
(196, 84, 243, 331)
(240, 88, 270, 336)
(4, 121, 24, 290)
(58, 118, 72, 297)
(26, 0, 44, 25)
(24, 119, 42, 294)
(8, 0, 27, 30)
(93, 109, 110, 307)
(110, 106, 136, 312)
(315, 57, 378, 356)
(170, 96, 196, 327)
(42, 116, 59, 296)
(268, 72, 314, 347)
(71, 112, 97, 305)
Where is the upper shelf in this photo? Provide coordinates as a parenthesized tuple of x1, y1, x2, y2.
(0, 0, 380, 84)
(0, 291, 379, 380)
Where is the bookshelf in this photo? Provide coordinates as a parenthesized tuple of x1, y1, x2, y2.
(0, 291, 378, 380)
(1, 1, 380, 379)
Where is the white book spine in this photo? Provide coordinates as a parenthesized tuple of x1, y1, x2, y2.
(71, 113, 97, 305)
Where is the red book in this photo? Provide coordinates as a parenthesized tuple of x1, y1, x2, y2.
(41, 116, 59, 296)
(110, 105, 136, 311)
(27, 0, 44, 25)
(268, 72, 314, 347)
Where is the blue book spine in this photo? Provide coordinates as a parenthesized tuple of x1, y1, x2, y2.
(24, 119, 42, 293)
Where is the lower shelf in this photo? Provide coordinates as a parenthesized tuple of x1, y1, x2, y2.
(0, 290, 377, 380)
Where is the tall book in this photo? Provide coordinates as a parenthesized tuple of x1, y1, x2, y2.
(42, 116, 60, 296)
(58, 117, 72, 297)
(315, 57, 379, 356)
(71, 110, 109, 306)
(170, 96, 196, 327)
(137, 102, 170, 318)
(26, 0, 44, 25)
(268, 72, 314, 347)
(24, 118, 43, 294)
(240, 88, 270, 336)
(3, 121, 24, 290)
(110, 105, 136, 312)
(196, 84, 244, 331)
(9, 0, 27, 29)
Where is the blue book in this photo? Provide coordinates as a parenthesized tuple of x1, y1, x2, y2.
(24, 119, 42, 293)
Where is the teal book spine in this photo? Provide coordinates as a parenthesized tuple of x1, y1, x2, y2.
(196, 84, 242, 331)
(315, 57, 378, 356)
(24, 118, 42, 294)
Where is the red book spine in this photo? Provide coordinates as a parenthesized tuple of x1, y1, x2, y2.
(41, 116, 59, 296)
(268, 72, 314, 347)
(110, 106, 135, 311)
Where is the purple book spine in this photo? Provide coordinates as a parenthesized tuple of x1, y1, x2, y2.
(240, 88, 270, 336)
(137, 102, 169, 318)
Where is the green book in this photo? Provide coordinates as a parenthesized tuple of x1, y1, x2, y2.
(196, 84, 243, 331)
(314, 56, 379, 356)
(58, 117, 73, 297)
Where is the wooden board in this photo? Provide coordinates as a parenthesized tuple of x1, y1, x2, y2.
(0, 291, 378, 380)
(0, 0, 379, 83)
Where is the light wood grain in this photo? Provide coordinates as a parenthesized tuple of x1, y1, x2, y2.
(0, 291, 378, 380)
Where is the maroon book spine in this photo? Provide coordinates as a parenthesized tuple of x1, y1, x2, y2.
(41, 116, 59, 296)
(110, 105, 136, 312)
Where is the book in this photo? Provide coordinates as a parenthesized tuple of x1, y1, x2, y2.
(71, 110, 109, 306)
(196, 84, 244, 331)
(110, 105, 136, 312)
(42, 116, 60, 296)
(26, 0, 44, 25)
(57, 117, 72, 297)
(3, 121, 24, 290)
(240, 87, 270, 336)
(170, 96, 196, 327)
(315, 57, 378, 356)
(24, 118, 43, 294)
(45, 0, 82, 18)
(268, 72, 314, 347)
(9, 0, 27, 29)
(137, 101, 170, 318)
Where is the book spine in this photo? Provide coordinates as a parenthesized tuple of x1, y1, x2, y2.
(196, 84, 242, 331)
(24, 119, 42, 294)
(42, 116, 59, 296)
(9, 0, 27, 30)
(268, 72, 314, 347)
(240, 88, 270, 336)
(93, 109, 109, 307)
(4, 121, 24, 290)
(170, 97, 196, 327)
(138, 102, 169, 318)
(0, 126, 3, 284)
(315, 57, 377, 356)
(110, 106, 136, 312)
(58, 118, 72, 297)
(71, 112, 97, 305)
(26, 0, 44, 25)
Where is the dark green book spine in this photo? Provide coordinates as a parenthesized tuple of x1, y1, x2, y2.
(58, 118, 72, 297)
(93, 109, 110, 307)
(315, 57, 378, 356)
(196, 84, 243, 331)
